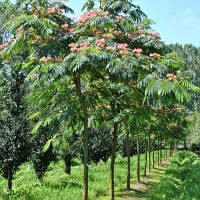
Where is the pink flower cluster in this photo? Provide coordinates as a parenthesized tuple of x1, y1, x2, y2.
(0, 43, 8, 50)
(61, 24, 69, 29)
(40, 57, 62, 63)
(133, 48, 142, 57)
(166, 73, 177, 80)
(77, 9, 109, 25)
(0, 39, 15, 50)
(10, 14, 15, 19)
(96, 39, 106, 49)
(69, 42, 91, 52)
(136, 29, 160, 39)
(17, 26, 23, 31)
(47, 7, 64, 14)
(102, 33, 114, 39)
(117, 43, 129, 55)
(106, 46, 115, 51)
(60, 24, 75, 32)
(147, 31, 160, 39)
(116, 16, 124, 21)
(149, 53, 161, 59)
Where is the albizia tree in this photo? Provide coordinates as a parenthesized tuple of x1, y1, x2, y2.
(1, 0, 200, 199)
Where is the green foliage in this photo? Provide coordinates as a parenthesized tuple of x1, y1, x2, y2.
(0, 67, 31, 187)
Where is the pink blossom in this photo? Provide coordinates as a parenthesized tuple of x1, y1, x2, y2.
(17, 26, 23, 31)
(54, 57, 62, 62)
(117, 43, 128, 49)
(106, 46, 115, 51)
(10, 14, 15, 19)
(40, 57, 52, 62)
(68, 27, 75, 32)
(149, 53, 161, 59)
(80, 42, 90, 48)
(61, 24, 69, 29)
(166, 73, 174, 77)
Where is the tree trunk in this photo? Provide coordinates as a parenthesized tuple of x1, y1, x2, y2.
(126, 131, 131, 190)
(110, 123, 118, 200)
(7, 171, 13, 192)
(64, 153, 72, 175)
(170, 143, 172, 156)
(148, 132, 151, 172)
(143, 136, 147, 177)
(136, 132, 140, 183)
(160, 139, 162, 163)
(152, 140, 155, 169)
(74, 75, 89, 200)
(158, 138, 160, 165)
(174, 142, 178, 152)
(184, 140, 187, 150)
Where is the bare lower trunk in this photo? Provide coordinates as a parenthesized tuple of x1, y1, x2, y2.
(126, 131, 131, 190)
(184, 140, 187, 150)
(158, 138, 160, 165)
(160, 139, 162, 163)
(144, 136, 147, 177)
(136, 132, 140, 183)
(7, 171, 13, 192)
(110, 123, 118, 200)
(152, 140, 155, 169)
(170, 143, 172, 156)
(148, 133, 151, 172)
(74, 75, 89, 200)
(64, 153, 72, 175)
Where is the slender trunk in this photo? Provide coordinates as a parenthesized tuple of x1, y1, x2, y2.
(184, 140, 187, 150)
(144, 136, 147, 176)
(174, 142, 178, 152)
(136, 132, 140, 183)
(148, 132, 151, 172)
(152, 140, 155, 169)
(160, 139, 162, 163)
(74, 75, 89, 200)
(7, 171, 13, 192)
(126, 131, 131, 190)
(170, 143, 172, 156)
(64, 153, 72, 175)
(110, 123, 118, 200)
(158, 138, 160, 165)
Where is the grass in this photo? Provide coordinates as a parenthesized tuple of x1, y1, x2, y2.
(0, 151, 168, 200)
(116, 160, 169, 200)
(147, 151, 200, 200)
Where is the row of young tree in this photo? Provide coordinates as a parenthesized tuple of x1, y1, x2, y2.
(0, 0, 199, 200)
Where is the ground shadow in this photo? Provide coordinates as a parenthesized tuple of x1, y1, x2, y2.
(117, 163, 168, 200)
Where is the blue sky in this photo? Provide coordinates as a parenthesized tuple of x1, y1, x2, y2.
(67, 0, 200, 46)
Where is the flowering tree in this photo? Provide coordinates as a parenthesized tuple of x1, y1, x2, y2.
(1, 0, 200, 199)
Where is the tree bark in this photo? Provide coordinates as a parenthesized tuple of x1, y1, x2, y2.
(136, 132, 140, 183)
(158, 138, 160, 165)
(64, 153, 72, 175)
(152, 140, 155, 169)
(160, 139, 162, 163)
(110, 122, 118, 200)
(170, 143, 172, 156)
(7, 171, 13, 192)
(126, 131, 131, 190)
(74, 75, 89, 200)
(143, 136, 147, 177)
(184, 140, 187, 150)
(148, 132, 151, 172)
